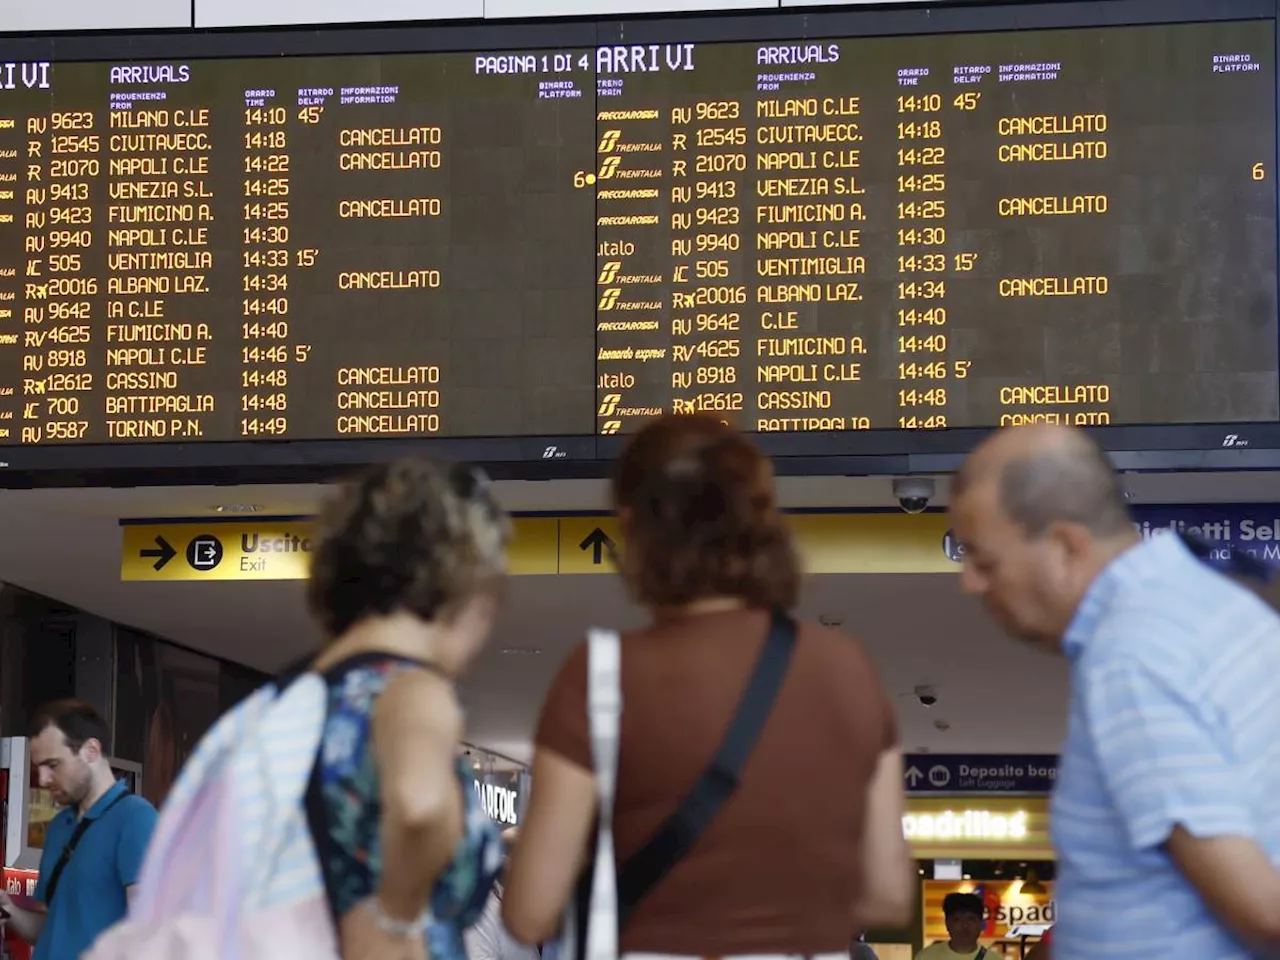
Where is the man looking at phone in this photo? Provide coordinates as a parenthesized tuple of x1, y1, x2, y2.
(0, 700, 157, 960)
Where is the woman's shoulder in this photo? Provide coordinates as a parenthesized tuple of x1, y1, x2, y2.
(793, 617, 879, 663)
(540, 609, 880, 699)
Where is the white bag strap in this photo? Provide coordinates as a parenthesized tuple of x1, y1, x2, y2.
(584, 628, 622, 960)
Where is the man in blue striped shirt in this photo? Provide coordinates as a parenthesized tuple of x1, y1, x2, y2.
(950, 425, 1280, 960)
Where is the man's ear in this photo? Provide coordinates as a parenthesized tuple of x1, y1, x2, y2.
(80, 737, 104, 763)
(1047, 520, 1093, 562)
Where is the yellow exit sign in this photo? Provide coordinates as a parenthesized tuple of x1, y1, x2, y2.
(122, 511, 961, 582)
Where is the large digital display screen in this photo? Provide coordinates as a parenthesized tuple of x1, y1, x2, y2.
(0, 8, 1275, 470)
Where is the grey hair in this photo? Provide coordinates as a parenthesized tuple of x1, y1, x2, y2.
(997, 439, 1132, 538)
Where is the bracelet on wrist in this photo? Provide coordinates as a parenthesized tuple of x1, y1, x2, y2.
(369, 898, 425, 938)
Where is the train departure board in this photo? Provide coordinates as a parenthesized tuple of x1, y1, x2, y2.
(0, 11, 1276, 461)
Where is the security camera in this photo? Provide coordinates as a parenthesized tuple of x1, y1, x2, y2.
(893, 477, 936, 515)
(915, 684, 938, 707)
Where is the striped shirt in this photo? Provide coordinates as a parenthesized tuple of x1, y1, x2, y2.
(1052, 532, 1280, 960)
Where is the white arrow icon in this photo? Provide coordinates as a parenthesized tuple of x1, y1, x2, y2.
(905, 765, 924, 787)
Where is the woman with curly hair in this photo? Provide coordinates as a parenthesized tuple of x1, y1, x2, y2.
(306, 458, 511, 960)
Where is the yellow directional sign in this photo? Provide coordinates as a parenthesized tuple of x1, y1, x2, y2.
(121, 517, 563, 582)
(792, 512, 958, 574)
(556, 516, 623, 575)
(553, 512, 959, 575)
(121, 512, 961, 582)
(122, 521, 317, 582)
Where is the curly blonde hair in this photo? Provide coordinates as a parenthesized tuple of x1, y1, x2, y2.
(307, 459, 510, 637)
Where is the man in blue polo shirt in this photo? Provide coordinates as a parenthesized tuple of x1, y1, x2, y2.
(0, 699, 157, 960)
(951, 425, 1280, 960)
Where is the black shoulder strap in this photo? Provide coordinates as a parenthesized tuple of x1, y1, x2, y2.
(297, 649, 446, 926)
(43, 788, 129, 906)
(277, 650, 445, 688)
(305, 757, 342, 926)
(615, 609, 798, 927)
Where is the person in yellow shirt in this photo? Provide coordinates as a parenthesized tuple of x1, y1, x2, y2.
(915, 893, 993, 960)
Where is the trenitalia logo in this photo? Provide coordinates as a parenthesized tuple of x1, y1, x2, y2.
(597, 395, 661, 419)
(598, 156, 622, 179)
(595, 288, 662, 311)
(597, 261, 663, 286)
(598, 130, 622, 153)
(600, 420, 622, 435)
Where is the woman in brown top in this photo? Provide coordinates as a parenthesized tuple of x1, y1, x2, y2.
(504, 413, 913, 956)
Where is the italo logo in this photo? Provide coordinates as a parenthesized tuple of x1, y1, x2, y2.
(902, 808, 1028, 840)
(598, 129, 622, 153)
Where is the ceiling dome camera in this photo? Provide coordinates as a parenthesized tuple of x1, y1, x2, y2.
(914, 684, 938, 707)
(893, 477, 936, 515)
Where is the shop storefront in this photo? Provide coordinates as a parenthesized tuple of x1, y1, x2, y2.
(461, 743, 529, 828)
(920, 877, 1054, 958)
(867, 757, 1058, 960)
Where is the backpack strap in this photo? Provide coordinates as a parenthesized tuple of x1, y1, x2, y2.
(305, 758, 342, 926)
(300, 650, 449, 926)
(131, 686, 276, 923)
(616, 609, 798, 926)
(581, 627, 622, 960)
(232, 674, 328, 913)
(574, 611, 798, 960)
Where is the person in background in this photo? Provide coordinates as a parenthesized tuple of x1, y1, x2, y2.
(503, 413, 914, 955)
(465, 828, 541, 960)
(1024, 925, 1051, 960)
(951, 424, 1280, 960)
(914, 893, 990, 960)
(305, 459, 510, 960)
(0, 700, 157, 960)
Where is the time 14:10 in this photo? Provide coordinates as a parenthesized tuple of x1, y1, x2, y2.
(898, 92, 982, 112)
